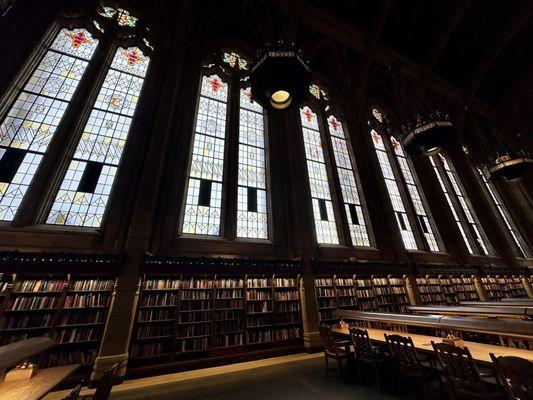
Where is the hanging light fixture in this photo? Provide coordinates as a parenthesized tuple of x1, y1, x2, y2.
(386, 66, 453, 156)
(488, 155, 533, 181)
(250, 40, 311, 111)
(468, 115, 532, 181)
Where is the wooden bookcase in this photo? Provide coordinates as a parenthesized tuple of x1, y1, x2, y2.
(129, 272, 303, 367)
(414, 275, 458, 305)
(0, 272, 115, 369)
(481, 275, 527, 300)
(449, 275, 479, 301)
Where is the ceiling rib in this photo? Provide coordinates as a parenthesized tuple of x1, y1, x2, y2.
(424, 0, 471, 69)
(272, 0, 495, 117)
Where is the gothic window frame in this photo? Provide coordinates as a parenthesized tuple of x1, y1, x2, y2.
(0, 4, 155, 229)
(368, 105, 443, 253)
(475, 167, 531, 258)
(430, 152, 493, 256)
(0, 14, 105, 225)
(178, 48, 272, 241)
(298, 84, 374, 247)
(41, 5, 155, 228)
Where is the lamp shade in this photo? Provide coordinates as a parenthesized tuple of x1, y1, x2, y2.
(488, 155, 533, 181)
(402, 115, 453, 156)
(250, 45, 311, 111)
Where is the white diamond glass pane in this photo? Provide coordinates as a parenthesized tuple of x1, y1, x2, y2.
(430, 156, 474, 254)
(47, 47, 149, 227)
(370, 129, 417, 250)
(300, 107, 338, 244)
(327, 115, 369, 247)
(477, 169, 528, 257)
(439, 155, 490, 255)
(181, 74, 228, 236)
(391, 137, 439, 252)
(237, 88, 269, 239)
(0, 29, 98, 221)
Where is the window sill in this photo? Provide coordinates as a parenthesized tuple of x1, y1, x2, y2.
(0, 223, 100, 236)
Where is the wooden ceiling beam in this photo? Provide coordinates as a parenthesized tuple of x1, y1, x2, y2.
(272, 0, 495, 117)
(424, 0, 471, 69)
(357, 0, 395, 98)
(464, 0, 533, 103)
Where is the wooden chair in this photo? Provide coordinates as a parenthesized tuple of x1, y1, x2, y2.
(349, 328, 384, 392)
(432, 342, 502, 400)
(490, 353, 533, 400)
(318, 324, 349, 381)
(385, 334, 440, 400)
(81, 362, 122, 400)
(61, 381, 83, 400)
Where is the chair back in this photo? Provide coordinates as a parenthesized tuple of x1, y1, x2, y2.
(349, 328, 375, 360)
(385, 334, 422, 372)
(93, 363, 120, 400)
(61, 381, 83, 400)
(490, 353, 533, 400)
(432, 342, 485, 396)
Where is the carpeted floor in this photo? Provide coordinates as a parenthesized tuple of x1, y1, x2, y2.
(109, 357, 396, 400)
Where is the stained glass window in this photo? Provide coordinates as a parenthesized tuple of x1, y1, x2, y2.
(371, 129, 417, 250)
(46, 47, 149, 227)
(390, 137, 440, 251)
(300, 106, 339, 244)
(181, 75, 228, 236)
(430, 155, 490, 255)
(0, 28, 98, 221)
(97, 5, 138, 27)
(327, 115, 370, 246)
(222, 52, 248, 70)
(237, 88, 268, 239)
(476, 168, 530, 258)
(372, 108, 384, 123)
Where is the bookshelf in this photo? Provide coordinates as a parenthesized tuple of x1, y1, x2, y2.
(415, 275, 454, 305)
(314, 276, 337, 323)
(0, 273, 115, 369)
(354, 277, 376, 311)
(481, 275, 527, 300)
(386, 276, 409, 313)
(480, 276, 504, 300)
(450, 275, 479, 301)
(129, 272, 302, 367)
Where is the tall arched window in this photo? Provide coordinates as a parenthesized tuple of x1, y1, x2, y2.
(299, 86, 372, 247)
(0, 28, 99, 221)
(476, 168, 530, 258)
(369, 107, 441, 252)
(181, 51, 269, 239)
(0, 4, 154, 227)
(430, 154, 491, 255)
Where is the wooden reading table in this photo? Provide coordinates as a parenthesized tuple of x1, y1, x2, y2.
(407, 305, 532, 319)
(332, 310, 533, 339)
(460, 301, 533, 309)
(330, 326, 533, 364)
(0, 364, 80, 400)
(0, 338, 80, 400)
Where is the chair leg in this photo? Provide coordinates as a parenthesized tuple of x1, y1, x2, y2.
(356, 361, 362, 384)
(336, 359, 343, 382)
(324, 354, 330, 377)
(374, 363, 382, 393)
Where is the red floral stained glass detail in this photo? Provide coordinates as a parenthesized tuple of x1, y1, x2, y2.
(303, 107, 313, 123)
(329, 116, 340, 131)
(391, 137, 400, 149)
(66, 31, 93, 48)
(207, 77, 223, 93)
(122, 49, 144, 65)
(372, 131, 381, 144)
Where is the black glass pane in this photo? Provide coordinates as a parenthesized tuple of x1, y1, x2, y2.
(77, 161, 103, 193)
(0, 148, 25, 183)
(318, 199, 328, 221)
(198, 179, 212, 206)
(247, 187, 257, 212)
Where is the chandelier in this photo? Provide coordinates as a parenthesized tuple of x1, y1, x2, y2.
(250, 41, 311, 111)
